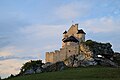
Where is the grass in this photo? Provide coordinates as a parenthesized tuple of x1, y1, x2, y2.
(5, 66, 120, 80)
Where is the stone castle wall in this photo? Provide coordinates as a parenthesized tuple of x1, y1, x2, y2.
(46, 45, 79, 63)
(46, 24, 86, 63)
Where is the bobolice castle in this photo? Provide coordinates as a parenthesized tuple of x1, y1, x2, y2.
(46, 24, 86, 63)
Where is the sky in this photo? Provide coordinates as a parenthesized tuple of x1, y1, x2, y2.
(0, 0, 120, 78)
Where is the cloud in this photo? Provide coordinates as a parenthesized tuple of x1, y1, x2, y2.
(55, 1, 91, 19)
(0, 46, 20, 56)
(0, 59, 27, 79)
(0, 46, 39, 79)
(0, 46, 38, 61)
(81, 17, 120, 33)
(0, 46, 15, 56)
(14, 24, 69, 60)
(0, 52, 12, 57)
(0, 56, 37, 61)
(19, 24, 66, 38)
(18, 24, 66, 52)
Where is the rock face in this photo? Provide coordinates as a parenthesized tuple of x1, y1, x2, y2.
(20, 60, 44, 75)
(43, 61, 66, 72)
(95, 58, 118, 67)
(85, 40, 114, 58)
(113, 52, 120, 66)
(64, 54, 97, 67)
(20, 61, 66, 75)
(64, 40, 118, 67)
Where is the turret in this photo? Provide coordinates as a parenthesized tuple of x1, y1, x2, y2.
(77, 29, 86, 42)
(75, 24, 78, 29)
(62, 24, 86, 47)
(62, 30, 67, 48)
(63, 30, 67, 38)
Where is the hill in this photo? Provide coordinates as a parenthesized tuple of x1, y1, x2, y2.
(4, 66, 120, 80)
(3, 40, 120, 80)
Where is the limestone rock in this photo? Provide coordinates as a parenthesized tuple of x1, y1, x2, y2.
(76, 53, 85, 60)
(113, 52, 120, 66)
(24, 68, 35, 74)
(80, 59, 97, 67)
(44, 61, 66, 72)
(64, 54, 96, 67)
(42, 62, 53, 69)
(64, 40, 118, 67)
(85, 40, 114, 59)
(95, 58, 118, 67)
(64, 55, 75, 67)
(36, 67, 43, 73)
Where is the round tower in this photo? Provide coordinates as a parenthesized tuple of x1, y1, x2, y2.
(77, 29, 86, 42)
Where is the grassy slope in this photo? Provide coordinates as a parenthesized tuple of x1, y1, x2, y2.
(6, 67, 120, 80)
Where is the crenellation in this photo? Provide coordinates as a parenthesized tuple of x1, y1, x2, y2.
(45, 24, 86, 63)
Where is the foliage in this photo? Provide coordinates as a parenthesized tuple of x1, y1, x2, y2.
(113, 53, 120, 66)
(20, 60, 44, 74)
(84, 40, 114, 58)
(4, 66, 120, 80)
(85, 40, 94, 47)
(85, 40, 111, 48)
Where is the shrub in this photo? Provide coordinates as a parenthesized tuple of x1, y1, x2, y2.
(20, 60, 44, 74)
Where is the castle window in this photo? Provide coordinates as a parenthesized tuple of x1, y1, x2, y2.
(69, 50, 71, 52)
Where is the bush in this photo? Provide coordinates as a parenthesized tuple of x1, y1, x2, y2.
(20, 60, 44, 74)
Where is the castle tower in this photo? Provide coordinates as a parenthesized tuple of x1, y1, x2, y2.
(46, 24, 86, 63)
(76, 29, 86, 43)
(62, 24, 86, 47)
(66, 24, 78, 36)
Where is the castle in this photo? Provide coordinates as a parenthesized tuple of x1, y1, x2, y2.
(46, 24, 86, 63)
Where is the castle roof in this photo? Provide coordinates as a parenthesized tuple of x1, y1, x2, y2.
(63, 30, 67, 34)
(63, 36, 79, 42)
(77, 29, 86, 34)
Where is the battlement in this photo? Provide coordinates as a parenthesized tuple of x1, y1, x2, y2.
(45, 24, 86, 63)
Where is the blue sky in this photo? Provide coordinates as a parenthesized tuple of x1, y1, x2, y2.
(0, 0, 120, 78)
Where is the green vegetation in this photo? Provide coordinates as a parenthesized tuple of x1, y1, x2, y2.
(85, 40, 111, 49)
(20, 60, 43, 74)
(113, 53, 120, 66)
(5, 66, 120, 80)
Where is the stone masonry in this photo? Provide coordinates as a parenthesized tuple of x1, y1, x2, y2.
(46, 24, 86, 63)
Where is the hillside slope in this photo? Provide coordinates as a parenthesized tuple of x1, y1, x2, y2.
(5, 67, 120, 80)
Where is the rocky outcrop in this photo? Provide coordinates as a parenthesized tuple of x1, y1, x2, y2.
(43, 61, 66, 72)
(95, 58, 118, 67)
(113, 52, 120, 66)
(64, 40, 118, 67)
(64, 54, 97, 67)
(20, 61, 66, 75)
(20, 40, 119, 75)
(85, 40, 114, 59)
(20, 60, 44, 75)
